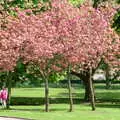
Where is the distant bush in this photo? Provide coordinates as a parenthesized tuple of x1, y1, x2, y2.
(10, 97, 82, 105)
(10, 96, 120, 105)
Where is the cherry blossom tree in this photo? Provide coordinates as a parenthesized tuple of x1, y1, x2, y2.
(0, 0, 119, 111)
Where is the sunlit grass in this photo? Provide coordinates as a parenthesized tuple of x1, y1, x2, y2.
(0, 104, 120, 120)
(11, 84, 120, 100)
(2, 84, 120, 119)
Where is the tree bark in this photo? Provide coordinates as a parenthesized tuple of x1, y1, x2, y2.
(67, 65, 73, 112)
(106, 79, 111, 89)
(89, 68, 95, 111)
(39, 69, 49, 112)
(70, 71, 91, 102)
(39, 70, 49, 112)
(83, 79, 91, 102)
(105, 65, 111, 89)
(6, 72, 12, 109)
(45, 77, 49, 112)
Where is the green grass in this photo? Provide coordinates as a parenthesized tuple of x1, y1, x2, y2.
(0, 104, 120, 120)
(11, 87, 70, 97)
(1, 84, 120, 119)
(11, 84, 120, 100)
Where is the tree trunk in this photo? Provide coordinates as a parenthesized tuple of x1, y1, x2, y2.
(105, 65, 111, 89)
(89, 68, 95, 111)
(40, 70, 49, 112)
(45, 77, 49, 112)
(106, 79, 111, 89)
(70, 71, 91, 102)
(83, 80, 91, 102)
(67, 65, 73, 112)
(6, 72, 12, 109)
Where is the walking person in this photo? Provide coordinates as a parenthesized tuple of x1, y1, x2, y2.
(0, 87, 8, 108)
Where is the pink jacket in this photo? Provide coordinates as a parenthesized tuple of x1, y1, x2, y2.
(0, 89, 8, 100)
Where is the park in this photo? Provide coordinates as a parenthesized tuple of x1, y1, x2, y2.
(0, 0, 120, 120)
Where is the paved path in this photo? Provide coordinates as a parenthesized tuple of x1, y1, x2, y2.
(0, 117, 30, 120)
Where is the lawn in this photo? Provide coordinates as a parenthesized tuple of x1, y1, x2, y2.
(1, 84, 120, 119)
(0, 104, 120, 120)
(11, 84, 120, 100)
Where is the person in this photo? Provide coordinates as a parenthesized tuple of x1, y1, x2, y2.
(0, 87, 8, 108)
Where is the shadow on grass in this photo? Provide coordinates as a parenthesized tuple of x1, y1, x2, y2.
(56, 92, 120, 100)
(96, 103, 120, 109)
(96, 92, 120, 100)
(0, 107, 68, 112)
(73, 84, 120, 90)
(10, 108, 44, 112)
(0, 107, 43, 112)
(54, 92, 84, 98)
(2, 104, 120, 112)
(1, 103, 120, 112)
(94, 84, 120, 90)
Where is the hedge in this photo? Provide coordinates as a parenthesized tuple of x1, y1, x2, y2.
(10, 97, 83, 105)
(10, 97, 120, 105)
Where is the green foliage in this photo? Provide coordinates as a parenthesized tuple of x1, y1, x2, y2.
(69, 0, 84, 6)
(112, 10, 120, 33)
(8, 0, 25, 8)
(111, 0, 120, 33)
(116, 0, 120, 4)
(15, 60, 26, 74)
(32, 0, 38, 5)
(92, 0, 101, 8)
(0, 72, 8, 88)
(98, 60, 108, 70)
(2, 0, 50, 13)
(12, 60, 27, 84)
(49, 72, 66, 83)
(42, 0, 50, 2)
(0, 60, 43, 88)
(9, 10, 17, 16)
